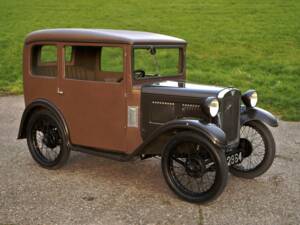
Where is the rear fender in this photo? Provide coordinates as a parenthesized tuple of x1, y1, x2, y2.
(17, 99, 69, 144)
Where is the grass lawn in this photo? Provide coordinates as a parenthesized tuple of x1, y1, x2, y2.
(0, 0, 299, 120)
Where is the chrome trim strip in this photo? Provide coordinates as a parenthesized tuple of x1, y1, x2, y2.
(149, 121, 165, 125)
(218, 87, 235, 99)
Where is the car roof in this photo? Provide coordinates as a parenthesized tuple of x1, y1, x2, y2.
(25, 29, 187, 45)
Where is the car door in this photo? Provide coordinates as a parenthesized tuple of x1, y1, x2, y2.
(56, 43, 127, 151)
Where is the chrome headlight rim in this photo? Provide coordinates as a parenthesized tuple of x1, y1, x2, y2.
(205, 97, 219, 117)
(242, 90, 258, 107)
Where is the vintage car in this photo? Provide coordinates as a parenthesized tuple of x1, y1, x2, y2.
(18, 29, 278, 203)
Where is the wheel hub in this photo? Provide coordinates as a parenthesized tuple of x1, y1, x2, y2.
(239, 138, 253, 158)
(185, 158, 206, 178)
(42, 131, 58, 149)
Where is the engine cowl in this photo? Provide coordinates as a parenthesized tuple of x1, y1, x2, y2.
(141, 80, 241, 145)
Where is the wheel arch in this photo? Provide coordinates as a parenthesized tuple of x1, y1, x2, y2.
(18, 99, 70, 145)
(135, 119, 227, 156)
(240, 107, 278, 127)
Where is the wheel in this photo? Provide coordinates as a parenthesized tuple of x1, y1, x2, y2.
(161, 131, 228, 204)
(230, 120, 276, 179)
(26, 109, 70, 169)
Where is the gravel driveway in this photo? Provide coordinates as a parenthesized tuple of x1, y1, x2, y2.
(0, 95, 299, 225)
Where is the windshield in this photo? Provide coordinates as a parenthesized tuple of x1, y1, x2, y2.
(133, 47, 183, 80)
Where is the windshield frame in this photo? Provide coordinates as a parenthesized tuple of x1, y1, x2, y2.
(131, 45, 186, 84)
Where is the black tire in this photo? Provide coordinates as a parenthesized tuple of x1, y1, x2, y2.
(230, 120, 276, 179)
(161, 131, 228, 204)
(26, 109, 70, 169)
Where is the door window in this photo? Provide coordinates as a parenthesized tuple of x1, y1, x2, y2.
(64, 45, 124, 83)
(100, 47, 123, 72)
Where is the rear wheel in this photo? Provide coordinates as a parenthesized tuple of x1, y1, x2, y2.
(161, 131, 228, 204)
(26, 109, 70, 169)
(230, 120, 276, 178)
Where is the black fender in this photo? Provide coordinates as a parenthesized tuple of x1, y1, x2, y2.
(240, 106, 278, 127)
(134, 119, 227, 156)
(17, 99, 70, 145)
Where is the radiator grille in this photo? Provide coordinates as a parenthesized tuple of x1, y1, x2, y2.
(220, 90, 240, 144)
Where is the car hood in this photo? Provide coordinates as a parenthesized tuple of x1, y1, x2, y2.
(141, 80, 227, 99)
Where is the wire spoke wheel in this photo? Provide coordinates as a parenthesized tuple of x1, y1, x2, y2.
(31, 116, 62, 163)
(169, 143, 217, 194)
(230, 120, 276, 179)
(26, 110, 70, 169)
(162, 131, 228, 203)
(234, 125, 266, 171)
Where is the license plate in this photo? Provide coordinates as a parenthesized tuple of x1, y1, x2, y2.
(226, 151, 242, 166)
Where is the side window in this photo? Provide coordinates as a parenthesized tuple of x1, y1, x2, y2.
(64, 46, 73, 63)
(64, 45, 123, 83)
(100, 47, 123, 72)
(31, 45, 57, 77)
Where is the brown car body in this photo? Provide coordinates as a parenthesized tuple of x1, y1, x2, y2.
(18, 29, 278, 203)
(20, 29, 187, 154)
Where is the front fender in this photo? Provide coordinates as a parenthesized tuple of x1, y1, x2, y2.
(240, 106, 278, 127)
(141, 119, 227, 148)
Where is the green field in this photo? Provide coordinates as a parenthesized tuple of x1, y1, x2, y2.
(0, 0, 299, 120)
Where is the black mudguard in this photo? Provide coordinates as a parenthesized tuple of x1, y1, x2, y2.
(17, 99, 69, 141)
(240, 106, 278, 127)
(139, 119, 227, 150)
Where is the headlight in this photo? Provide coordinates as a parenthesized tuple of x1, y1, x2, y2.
(242, 90, 258, 107)
(205, 97, 219, 117)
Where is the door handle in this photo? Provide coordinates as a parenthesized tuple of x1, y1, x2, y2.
(57, 88, 64, 95)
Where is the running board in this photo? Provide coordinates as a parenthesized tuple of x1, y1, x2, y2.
(71, 145, 135, 162)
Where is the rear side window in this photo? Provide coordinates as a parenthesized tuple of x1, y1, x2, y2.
(31, 45, 57, 77)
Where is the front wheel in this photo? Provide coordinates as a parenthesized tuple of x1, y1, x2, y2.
(230, 120, 276, 179)
(161, 131, 228, 204)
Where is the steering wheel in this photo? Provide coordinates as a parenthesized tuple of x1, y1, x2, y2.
(134, 69, 146, 79)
